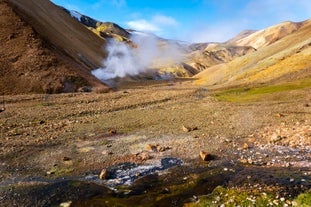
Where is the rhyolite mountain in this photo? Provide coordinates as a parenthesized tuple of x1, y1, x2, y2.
(194, 19, 311, 87)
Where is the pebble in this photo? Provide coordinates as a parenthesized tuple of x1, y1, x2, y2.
(99, 169, 109, 180)
(62, 156, 71, 161)
(243, 143, 249, 150)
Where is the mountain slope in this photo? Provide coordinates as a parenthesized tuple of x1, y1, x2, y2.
(7, 0, 107, 69)
(194, 19, 311, 87)
(229, 21, 302, 49)
(0, 0, 109, 94)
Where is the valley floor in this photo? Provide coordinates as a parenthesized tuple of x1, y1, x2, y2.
(0, 79, 310, 206)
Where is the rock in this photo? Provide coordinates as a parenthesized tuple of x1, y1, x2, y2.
(271, 134, 283, 143)
(161, 188, 170, 194)
(157, 145, 165, 152)
(182, 125, 198, 132)
(243, 143, 249, 150)
(275, 113, 285, 118)
(62, 156, 71, 161)
(225, 139, 232, 143)
(109, 129, 117, 134)
(139, 152, 151, 161)
(78, 86, 92, 92)
(146, 144, 158, 152)
(8, 33, 15, 40)
(200, 151, 213, 161)
(304, 103, 310, 107)
(182, 125, 190, 132)
(239, 159, 248, 164)
(59, 201, 72, 207)
(146, 144, 170, 152)
(46, 170, 55, 175)
(99, 169, 109, 180)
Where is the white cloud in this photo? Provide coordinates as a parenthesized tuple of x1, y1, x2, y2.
(126, 15, 179, 35)
(152, 15, 179, 27)
(127, 19, 161, 32)
(243, 0, 311, 25)
(189, 20, 249, 43)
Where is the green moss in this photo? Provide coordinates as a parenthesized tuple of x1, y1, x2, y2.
(48, 167, 74, 176)
(188, 186, 279, 207)
(293, 190, 311, 207)
(213, 77, 311, 102)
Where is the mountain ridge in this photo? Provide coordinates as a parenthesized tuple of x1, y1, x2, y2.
(194, 19, 311, 88)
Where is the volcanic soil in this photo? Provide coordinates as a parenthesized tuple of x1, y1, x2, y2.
(0, 79, 310, 206)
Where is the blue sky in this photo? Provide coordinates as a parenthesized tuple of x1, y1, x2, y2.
(51, 0, 311, 43)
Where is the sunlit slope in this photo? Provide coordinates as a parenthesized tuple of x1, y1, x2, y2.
(7, 0, 107, 69)
(194, 19, 311, 87)
(229, 21, 302, 49)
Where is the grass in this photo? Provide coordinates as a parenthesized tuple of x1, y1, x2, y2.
(293, 190, 311, 207)
(186, 186, 275, 207)
(187, 186, 311, 207)
(213, 77, 311, 102)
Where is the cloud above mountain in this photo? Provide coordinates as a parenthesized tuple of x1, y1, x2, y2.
(127, 14, 179, 34)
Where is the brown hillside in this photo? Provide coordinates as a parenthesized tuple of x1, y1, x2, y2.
(7, 0, 107, 69)
(194, 19, 311, 87)
(0, 1, 109, 94)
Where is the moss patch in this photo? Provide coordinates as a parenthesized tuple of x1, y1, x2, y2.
(213, 77, 311, 102)
(293, 190, 311, 207)
(187, 186, 286, 207)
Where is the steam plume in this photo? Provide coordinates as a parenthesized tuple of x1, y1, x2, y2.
(92, 33, 185, 83)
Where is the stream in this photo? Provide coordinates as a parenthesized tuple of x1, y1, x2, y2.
(1, 145, 310, 207)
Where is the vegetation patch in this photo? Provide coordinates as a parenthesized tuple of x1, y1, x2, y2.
(292, 190, 311, 207)
(213, 77, 311, 102)
(187, 186, 294, 207)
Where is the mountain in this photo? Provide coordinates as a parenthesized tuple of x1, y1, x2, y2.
(1, 0, 109, 94)
(227, 21, 302, 49)
(185, 21, 306, 74)
(186, 43, 256, 72)
(226, 30, 257, 45)
(194, 19, 311, 87)
(63, 9, 132, 44)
